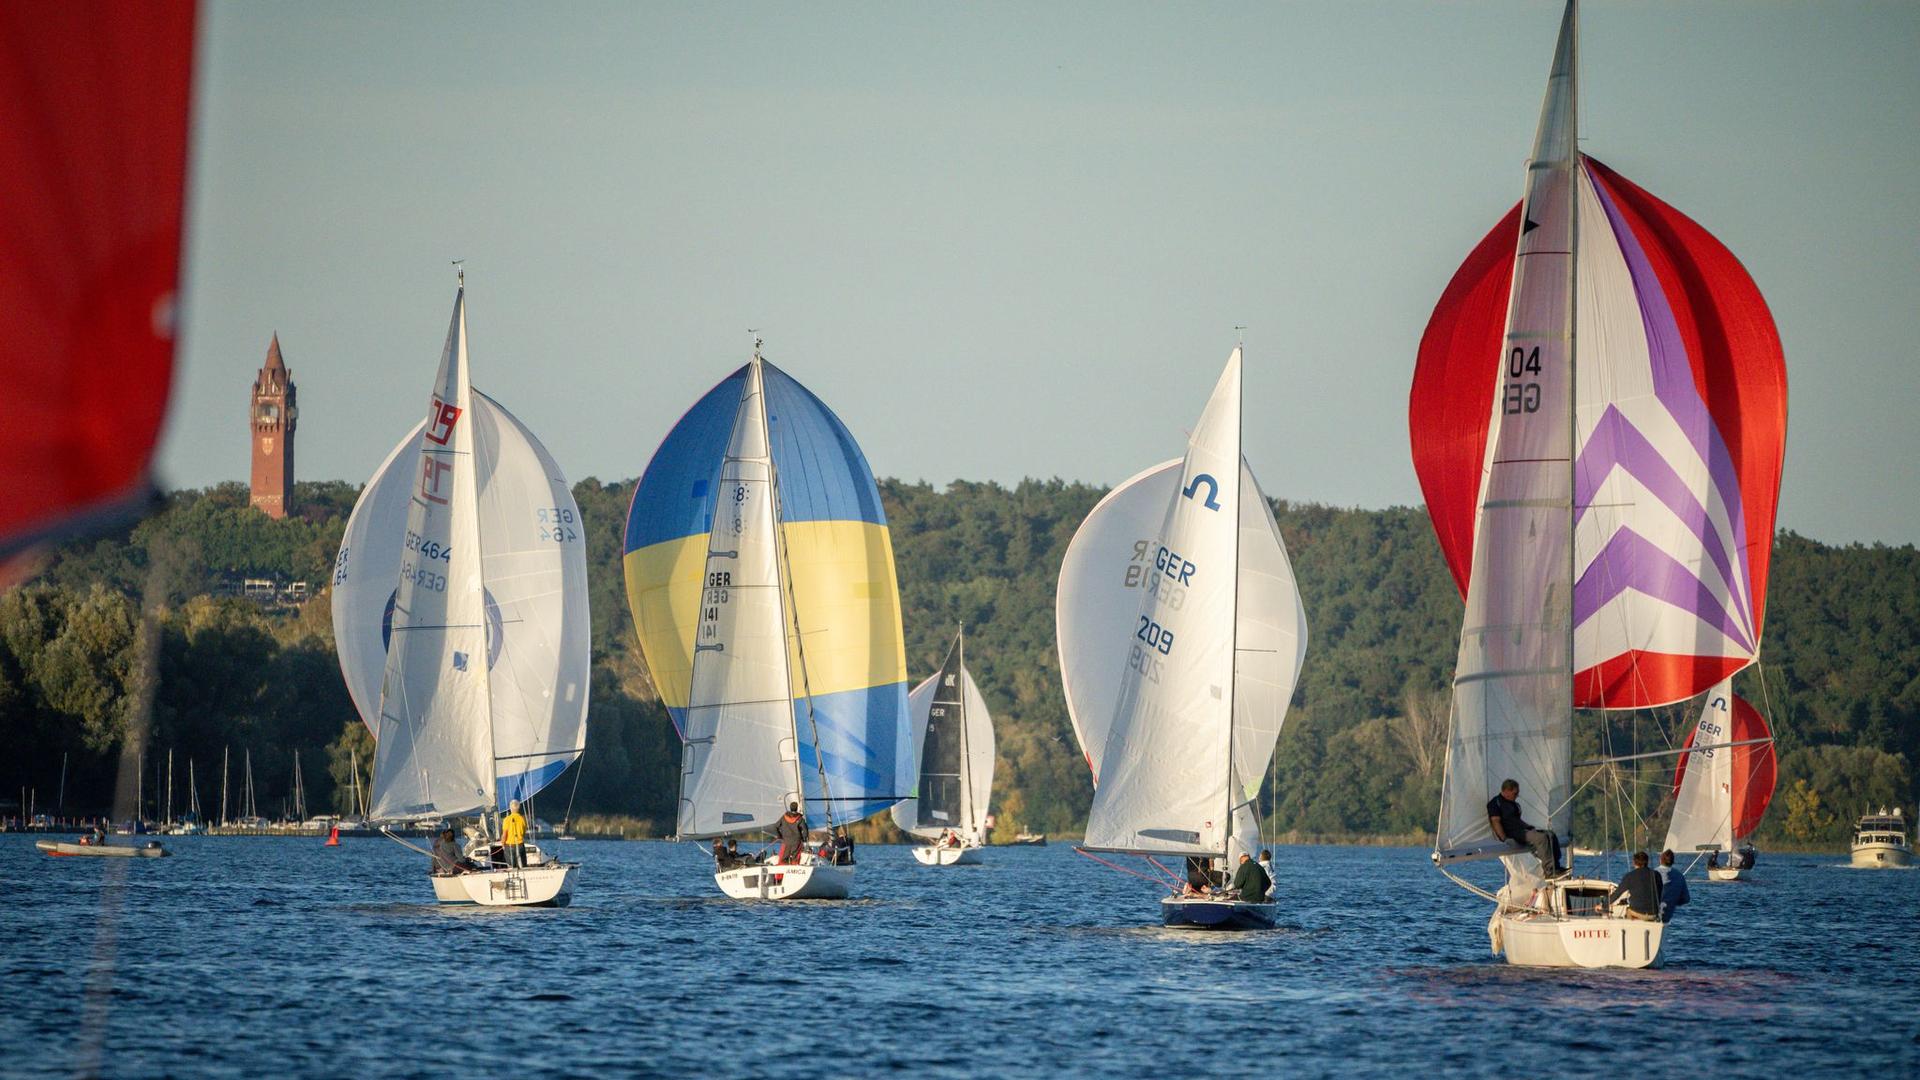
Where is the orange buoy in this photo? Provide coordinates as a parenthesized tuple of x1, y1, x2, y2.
(324, 825, 340, 847)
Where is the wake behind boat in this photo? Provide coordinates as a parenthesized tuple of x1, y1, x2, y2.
(1057, 347, 1309, 931)
(895, 627, 996, 867)
(624, 342, 911, 901)
(332, 274, 591, 908)
(1413, 1, 1788, 968)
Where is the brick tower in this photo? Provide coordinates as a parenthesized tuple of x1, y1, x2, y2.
(248, 334, 297, 518)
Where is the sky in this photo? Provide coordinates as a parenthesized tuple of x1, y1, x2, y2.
(165, 1, 1920, 546)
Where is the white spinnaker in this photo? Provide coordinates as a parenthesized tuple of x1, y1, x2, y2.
(678, 360, 802, 839)
(1082, 351, 1242, 856)
(1434, 5, 1576, 865)
(333, 419, 426, 734)
(1058, 458, 1304, 812)
(892, 654, 998, 842)
(369, 290, 494, 821)
(469, 392, 591, 802)
(1662, 680, 1736, 855)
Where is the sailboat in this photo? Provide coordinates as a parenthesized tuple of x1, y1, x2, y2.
(1057, 348, 1309, 930)
(623, 343, 910, 901)
(893, 627, 996, 866)
(1665, 684, 1776, 881)
(333, 274, 592, 907)
(1412, 1, 1788, 968)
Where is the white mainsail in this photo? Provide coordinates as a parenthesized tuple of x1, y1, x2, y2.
(335, 286, 591, 821)
(892, 630, 997, 843)
(1432, 5, 1578, 865)
(1662, 681, 1735, 856)
(676, 360, 804, 838)
(1076, 350, 1245, 855)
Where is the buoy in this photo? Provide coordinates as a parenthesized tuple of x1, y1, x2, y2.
(324, 825, 340, 847)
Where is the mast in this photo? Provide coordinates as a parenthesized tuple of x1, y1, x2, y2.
(1564, 0, 1581, 859)
(220, 746, 229, 827)
(755, 345, 838, 831)
(1223, 349, 1244, 860)
(166, 749, 173, 827)
(451, 281, 500, 822)
(956, 625, 974, 840)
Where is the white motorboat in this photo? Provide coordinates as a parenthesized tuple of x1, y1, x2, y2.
(895, 627, 996, 869)
(333, 273, 592, 908)
(623, 343, 912, 901)
(1057, 348, 1310, 930)
(1413, 1, 1787, 968)
(1850, 808, 1911, 868)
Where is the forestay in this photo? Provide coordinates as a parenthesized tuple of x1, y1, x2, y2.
(892, 631, 996, 842)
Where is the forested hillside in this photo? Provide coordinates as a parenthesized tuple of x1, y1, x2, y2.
(2, 478, 1912, 847)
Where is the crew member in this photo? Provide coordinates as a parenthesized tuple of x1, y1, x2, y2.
(1487, 779, 1566, 877)
(775, 802, 807, 864)
(1606, 851, 1662, 920)
(500, 800, 528, 869)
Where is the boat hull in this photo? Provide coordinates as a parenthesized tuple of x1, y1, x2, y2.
(1707, 865, 1748, 881)
(37, 840, 169, 858)
(911, 844, 981, 866)
(715, 858, 851, 900)
(1499, 912, 1664, 968)
(1160, 896, 1277, 931)
(1850, 843, 1912, 868)
(430, 863, 576, 907)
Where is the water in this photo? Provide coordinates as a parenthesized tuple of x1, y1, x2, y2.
(6, 836, 1916, 1078)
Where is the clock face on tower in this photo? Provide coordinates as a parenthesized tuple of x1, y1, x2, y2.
(262, 437, 275, 453)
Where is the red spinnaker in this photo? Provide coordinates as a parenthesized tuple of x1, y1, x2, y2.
(1671, 693, 1777, 840)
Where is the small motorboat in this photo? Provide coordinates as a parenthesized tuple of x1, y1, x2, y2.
(1010, 832, 1046, 846)
(37, 838, 171, 858)
(1850, 808, 1912, 868)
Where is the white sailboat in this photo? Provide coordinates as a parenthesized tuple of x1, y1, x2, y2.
(332, 274, 591, 907)
(1058, 348, 1309, 930)
(1414, 2, 1787, 968)
(1664, 681, 1776, 881)
(894, 627, 996, 866)
(624, 344, 913, 902)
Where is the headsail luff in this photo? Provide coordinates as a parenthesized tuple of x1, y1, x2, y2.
(1430, 0, 1578, 865)
(1664, 683, 1776, 854)
(368, 290, 495, 821)
(1081, 351, 1244, 856)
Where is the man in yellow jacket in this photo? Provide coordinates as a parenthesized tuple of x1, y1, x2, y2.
(500, 799, 528, 869)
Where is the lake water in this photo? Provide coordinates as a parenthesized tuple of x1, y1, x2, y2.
(5, 835, 1916, 1078)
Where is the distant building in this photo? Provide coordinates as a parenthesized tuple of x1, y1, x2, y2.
(249, 334, 298, 518)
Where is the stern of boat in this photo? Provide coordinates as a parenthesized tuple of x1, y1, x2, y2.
(716, 855, 852, 900)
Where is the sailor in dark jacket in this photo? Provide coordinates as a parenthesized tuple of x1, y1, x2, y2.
(1607, 851, 1662, 920)
(1655, 849, 1690, 922)
(774, 802, 807, 864)
(1229, 853, 1270, 903)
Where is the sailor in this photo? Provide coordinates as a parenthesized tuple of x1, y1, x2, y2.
(1257, 849, 1277, 899)
(775, 802, 807, 864)
(1183, 856, 1216, 896)
(1487, 779, 1566, 877)
(500, 800, 528, 869)
(431, 827, 467, 875)
(1230, 852, 1270, 902)
(712, 837, 733, 870)
(1654, 849, 1690, 922)
(831, 825, 856, 866)
(1606, 851, 1662, 920)
(725, 837, 747, 865)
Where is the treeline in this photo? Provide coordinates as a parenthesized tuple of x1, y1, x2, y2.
(2, 478, 1913, 847)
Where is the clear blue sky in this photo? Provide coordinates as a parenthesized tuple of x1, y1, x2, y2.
(165, 1, 1920, 545)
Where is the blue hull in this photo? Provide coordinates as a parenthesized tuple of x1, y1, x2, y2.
(1160, 899, 1277, 931)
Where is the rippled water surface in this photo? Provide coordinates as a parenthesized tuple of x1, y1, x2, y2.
(6, 836, 1916, 1078)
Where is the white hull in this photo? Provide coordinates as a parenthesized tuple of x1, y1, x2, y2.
(430, 863, 576, 907)
(911, 844, 982, 866)
(1850, 842, 1912, 868)
(715, 856, 852, 900)
(37, 839, 170, 858)
(1495, 877, 1665, 969)
(1707, 865, 1748, 881)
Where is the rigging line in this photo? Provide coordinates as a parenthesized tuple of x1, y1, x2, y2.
(1141, 856, 1187, 888)
(1072, 847, 1173, 892)
(1575, 737, 1772, 768)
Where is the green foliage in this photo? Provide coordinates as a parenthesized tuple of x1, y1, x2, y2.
(2, 477, 1914, 850)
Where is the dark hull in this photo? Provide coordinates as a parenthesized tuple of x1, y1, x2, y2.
(1160, 898, 1276, 931)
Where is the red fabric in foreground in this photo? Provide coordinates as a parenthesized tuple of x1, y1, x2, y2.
(1671, 693, 1777, 840)
(0, 2, 196, 554)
